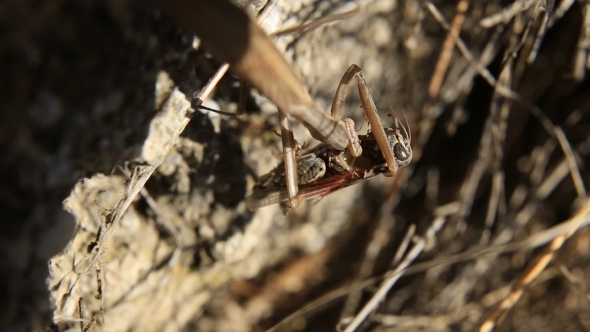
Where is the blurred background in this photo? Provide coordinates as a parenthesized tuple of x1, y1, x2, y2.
(1, 0, 590, 331)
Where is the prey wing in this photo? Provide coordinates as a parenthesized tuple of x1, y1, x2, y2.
(246, 172, 367, 210)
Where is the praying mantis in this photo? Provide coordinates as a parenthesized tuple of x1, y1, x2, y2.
(156, 0, 412, 209)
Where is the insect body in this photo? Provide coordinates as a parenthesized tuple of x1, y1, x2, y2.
(246, 107, 412, 209)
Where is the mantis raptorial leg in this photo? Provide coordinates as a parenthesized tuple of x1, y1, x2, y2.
(331, 64, 409, 177)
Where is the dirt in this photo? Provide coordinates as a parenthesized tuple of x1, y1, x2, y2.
(2, 0, 590, 331)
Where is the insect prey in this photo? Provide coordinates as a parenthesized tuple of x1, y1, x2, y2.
(246, 64, 412, 209)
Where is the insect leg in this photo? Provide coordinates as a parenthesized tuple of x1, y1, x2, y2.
(330, 65, 365, 157)
(279, 111, 301, 208)
(352, 65, 399, 176)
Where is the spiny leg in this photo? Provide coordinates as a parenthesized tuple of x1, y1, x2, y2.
(331, 64, 399, 176)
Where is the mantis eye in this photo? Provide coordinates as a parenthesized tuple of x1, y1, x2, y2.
(393, 143, 411, 162)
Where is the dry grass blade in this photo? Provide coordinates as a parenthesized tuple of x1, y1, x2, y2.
(427, 1, 587, 200)
(573, 0, 590, 80)
(340, 202, 410, 323)
(271, 1, 360, 37)
(269, 196, 590, 331)
(427, 0, 470, 98)
(480, 0, 538, 28)
(342, 217, 445, 332)
(478, 197, 590, 331)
